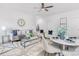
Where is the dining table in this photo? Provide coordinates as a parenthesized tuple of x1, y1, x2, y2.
(50, 37, 79, 50)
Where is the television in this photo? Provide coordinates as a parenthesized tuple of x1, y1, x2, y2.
(40, 30, 44, 33)
(48, 30, 53, 35)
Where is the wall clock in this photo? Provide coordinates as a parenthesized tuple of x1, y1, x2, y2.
(17, 18, 25, 27)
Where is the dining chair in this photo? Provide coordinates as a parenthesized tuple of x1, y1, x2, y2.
(41, 34, 63, 56)
(62, 47, 79, 56)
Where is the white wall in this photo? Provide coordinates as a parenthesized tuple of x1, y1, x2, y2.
(35, 16, 48, 32)
(0, 11, 36, 30)
(46, 10, 79, 37)
(1, 10, 39, 30)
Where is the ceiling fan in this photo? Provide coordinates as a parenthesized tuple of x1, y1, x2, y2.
(40, 3, 53, 11)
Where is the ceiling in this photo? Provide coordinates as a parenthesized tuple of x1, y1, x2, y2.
(0, 3, 79, 16)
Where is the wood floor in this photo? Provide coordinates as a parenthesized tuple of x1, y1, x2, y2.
(0, 40, 44, 56)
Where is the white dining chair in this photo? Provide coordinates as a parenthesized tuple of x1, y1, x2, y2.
(62, 47, 79, 56)
(41, 34, 63, 56)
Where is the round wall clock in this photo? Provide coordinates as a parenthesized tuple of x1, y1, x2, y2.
(17, 18, 25, 27)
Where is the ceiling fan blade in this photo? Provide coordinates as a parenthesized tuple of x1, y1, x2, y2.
(45, 6, 53, 8)
(41, 3, 44, 8)
(45, 8, 48, 11)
